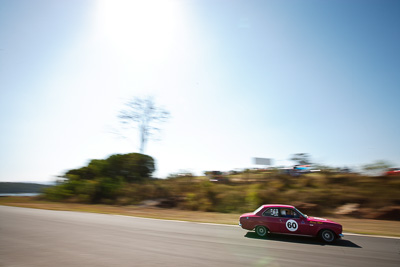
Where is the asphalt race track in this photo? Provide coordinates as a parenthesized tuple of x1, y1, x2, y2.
(1, 206, 399, 267)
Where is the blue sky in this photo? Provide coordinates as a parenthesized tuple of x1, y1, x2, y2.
(1, 0, 399, 182)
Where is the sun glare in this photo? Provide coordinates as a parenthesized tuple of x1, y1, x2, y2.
(94, 0, 183, 65)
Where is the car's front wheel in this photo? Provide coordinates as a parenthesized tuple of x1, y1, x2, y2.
(255, 226, 268, 237)
(319, 229, 335, 243)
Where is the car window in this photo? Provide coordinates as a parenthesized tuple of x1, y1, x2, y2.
(263, 208, 279, 217)
(279, 208, 300, 218)
(253, 205, 265, 214)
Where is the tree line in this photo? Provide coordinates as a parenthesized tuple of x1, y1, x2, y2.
(44, 153, 155, 203)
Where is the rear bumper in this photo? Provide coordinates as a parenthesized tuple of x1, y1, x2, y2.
(239, 222, 253, 230)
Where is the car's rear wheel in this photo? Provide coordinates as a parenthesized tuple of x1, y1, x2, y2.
(319, 229, 335, 243)
(255, 226, 268, 237)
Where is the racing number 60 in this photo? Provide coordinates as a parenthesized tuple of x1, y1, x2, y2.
(286, 219, 298, 232)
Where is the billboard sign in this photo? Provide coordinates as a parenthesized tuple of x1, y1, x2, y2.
(253, 157, 272, 166)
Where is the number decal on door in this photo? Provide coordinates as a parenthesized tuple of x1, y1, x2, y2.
(286, 219, 298, 231)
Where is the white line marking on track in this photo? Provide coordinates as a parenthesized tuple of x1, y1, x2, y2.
(114, 214, 237, 226)
(114, 215, 400, 239)
(342, 232, 400, 239)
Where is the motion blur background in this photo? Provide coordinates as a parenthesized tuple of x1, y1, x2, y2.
(1, 0, 399, 182)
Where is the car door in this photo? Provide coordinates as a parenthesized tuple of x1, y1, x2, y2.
(258, 207, 281, 233)
(278, 208, 311, 235)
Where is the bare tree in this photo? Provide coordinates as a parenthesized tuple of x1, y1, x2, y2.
(290, 153, 312, 165)
(118, 97, 170, 153)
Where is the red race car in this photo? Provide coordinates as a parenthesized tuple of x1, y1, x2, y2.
(239, 204, 343, 243)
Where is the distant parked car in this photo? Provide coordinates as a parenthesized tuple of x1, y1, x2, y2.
(280, 165, 320, 176)
(206, 171, 228, 182)
(385, 168, 400, 176)
(239, 204, 343, 243)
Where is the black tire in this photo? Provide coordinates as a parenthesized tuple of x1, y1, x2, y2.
(319, 229, 336, 243)
(255, 226, 268, 237)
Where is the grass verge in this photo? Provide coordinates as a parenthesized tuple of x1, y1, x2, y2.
(1, 196, 399, 238)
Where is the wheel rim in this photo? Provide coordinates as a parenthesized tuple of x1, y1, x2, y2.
(323, 231, 334, 242)
(256, 226, 266, 236)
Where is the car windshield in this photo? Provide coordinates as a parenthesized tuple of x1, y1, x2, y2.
(294, 208, 308, 218)
(253, 206, 264, 214)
